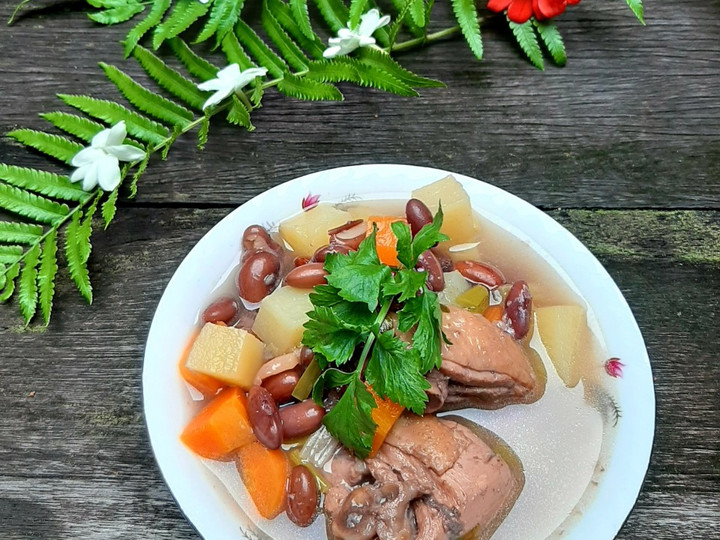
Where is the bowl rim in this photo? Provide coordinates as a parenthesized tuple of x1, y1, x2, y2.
(143, 163, 655, 540)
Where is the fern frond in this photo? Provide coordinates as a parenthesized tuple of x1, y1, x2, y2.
(235, 20, 288, 78)
(198, 115, 211, 150)
(89, 2, 145, 25)
(168, 38, 219, 80)
(196, 0, 245, 45)
(388, 0, 423, 38)
(277, 73, 343, 101)
(102, 188, 119, 229)
(290, 0, 314, 40)
(262, 2, 310, 71)
(65, 203, 97, 304)
(7, 129, 83, 165)
(124, 0, 172, 58)
(0, 183, 69, 224)
(625, 0, 644, 25)
(37, 230, 58, 325)
(153, 0, 210, 49)
(100, 62, 194, 127)
(227, 96, 254, 129)
(348, 0, 368, 29)
(0, 222, 43, 245)
(451, 0, 483, 60)
(129, 151, 151, 198)
(0, 246, 23, 265)
(266, 0, 325, 59)
(18, 243, 40, 324)
(0, 263, 20, 302)
(40, 112, 105, 143)
(133, 46, 208, 110)
(314, 0, 346, 32)
(408, 0, 425, 28)
(58, 94, 169, 145)
(509, 20, 543, 70)
(307, 59, 418, 96)
(221, 32, 257, 71)
(357, 48, 444, 88)
(534, 20, 566, 66)
(0, 165, 90, 202)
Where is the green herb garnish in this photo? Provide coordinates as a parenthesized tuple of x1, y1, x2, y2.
(302, 208, 449, 458)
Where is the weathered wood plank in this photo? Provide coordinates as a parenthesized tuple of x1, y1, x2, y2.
(0, 208, 717, 538)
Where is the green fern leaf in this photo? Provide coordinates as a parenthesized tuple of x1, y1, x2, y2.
(389, 0, 423, 38)
(267, 0, 325, 59)
(625, 0, 644, 24)
(101, 63, 194, 127)
(18, 243, 40, 324)
(357, 48, 444, 88)
(153, 0, 210, 49)
(89, 3, 145, 25)
(0, 165, 90, 202)
(58, 94, 169, 145)
(534, 20, 566, 66)
(251, 83, 265, 106)
(227, 96, 254, 129)
(277, 73, 343, 101)
(124, 0, 172, 58)
(408, 0, 425, 28)
(133, 46, 208, 110)
(262, 1, 310, 71)
(348, 0, 368, 28)
(509, 20, 544, 70)
(37, 230, 58, 325)
(0, 245, 23, 265)
(129, 151, 151, 198)
(235, 20, 288, 78)
(198, 115, 211, 150)
(0, 263, 20, 302)
(307, 59, 418, 96)
(450, 0, 483, 60)
(221, 32, 256, 71)
(7, 129, 84, 165)
(80, 195, 100, 262)
(65, 211, 93, 303)
(197, 0, 245, 45)
(40, 112, 104, 143)
(168, 38, 219, 80)
(0, 183, 69, 224)
(102, 188, 119, 229)
(0, 263, 5, 292)
(0, 222, 43, 245)
(290, 0, 314, 40)
(314, 0, 345, 32)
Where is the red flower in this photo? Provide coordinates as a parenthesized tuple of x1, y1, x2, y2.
(301, 193, 320, 211)
(487, 0, 581, 24)
(605, 357, 625, 378)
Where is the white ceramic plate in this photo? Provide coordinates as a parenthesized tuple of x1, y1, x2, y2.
(143, 164, 655, 540)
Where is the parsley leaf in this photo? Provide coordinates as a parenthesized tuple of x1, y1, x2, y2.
(303, 306, 367, 366)
(365, 332, 430, 414)
(382, 268, 428, 302)
(321, 374, 377, 459)
(397, 287, 445, 372)
(391, 220, 414, 268)
(392, 205, 449, 268)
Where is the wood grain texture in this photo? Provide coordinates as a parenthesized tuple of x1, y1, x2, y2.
(0, 0, 719, 539)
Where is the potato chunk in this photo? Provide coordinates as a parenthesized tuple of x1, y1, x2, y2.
(279, 204, 351, 258)
(252, 286, 313, 356)
(535, 305, 588, 388)
(412, 176, 477, 246)
(438, 270, 472, 306)
(185, 323, 264, 388)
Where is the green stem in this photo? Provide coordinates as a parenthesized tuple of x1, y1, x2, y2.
(356, 297, 394, 373)
(388, 15, 492, 54)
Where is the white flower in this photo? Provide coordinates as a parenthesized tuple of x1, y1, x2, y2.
(323, 8, 391, 59)
(70, 121, 146, 192)
(197, 64, 268, 110)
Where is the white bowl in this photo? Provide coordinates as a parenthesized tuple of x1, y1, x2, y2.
(143, 164, 655, 540)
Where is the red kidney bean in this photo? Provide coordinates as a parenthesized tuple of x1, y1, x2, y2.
(293, 256, 310, 267)
(286, 465, 318, 527)
(311, 242, 350, 263)
(503, 281, 532, 340)
(262, 370, 300, 405)
(247, 386, 282, 450)
(201, 297, 239, 324)
(237, 251, 280, 303)
(455, 260, 505, 289)
(242, 224, 280, 253)
(284, 262, 328, 289)
(406, 199, 433, 237)
(299, 346, 315, 369)
(279, 400, 325, 441)
(431, 247, 454, 272)
(416, 250, 445, 292)
(330, 220, 366, 250)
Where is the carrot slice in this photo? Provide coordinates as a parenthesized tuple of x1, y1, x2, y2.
(178, 330, 225, 398)
(366, 216, 407, 267)
(483, 304, 504, 323)
(180, 388, 255, 459)
(368, 386, 405, 458)
(236, 441, 289, 519)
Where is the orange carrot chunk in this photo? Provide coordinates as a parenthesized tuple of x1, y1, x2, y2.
(236, 441, 289, 519)
(366, 216, 407, 267)
(368, 387, 405, 458)
(178, 330, 225, 398)
(483, 304, 504, 323)
(180, 388, 255, 460)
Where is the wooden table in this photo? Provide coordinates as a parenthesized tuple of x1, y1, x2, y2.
(1, 1, 718, 538)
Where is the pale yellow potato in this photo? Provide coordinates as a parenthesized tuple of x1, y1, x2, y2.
(535, 305, 588, 388)
(185, 323, 264, 388)
(412, 176, 477, 247)
(279, 204, 351, 258)
(437, 270, 472, 306)
(252, 286, 313, 356)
